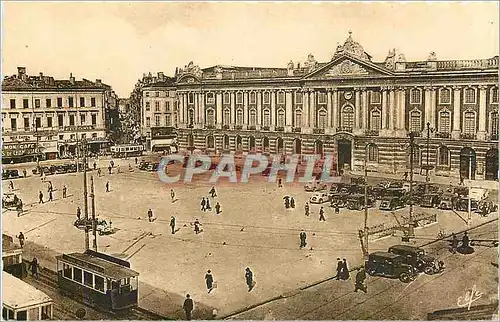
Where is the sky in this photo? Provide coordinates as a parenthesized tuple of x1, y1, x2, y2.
(2, 1, 499, 97)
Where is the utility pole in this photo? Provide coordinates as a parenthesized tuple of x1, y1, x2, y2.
(82, 139, 90, 250)
(408, 132, 416, 238)
(90, 175, 97, 251)
(363, 155, 369, 258)
(467, 154, 473, 225)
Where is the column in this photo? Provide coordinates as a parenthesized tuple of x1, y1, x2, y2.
(388, 88, 395, 130)
(285, 90, 293, 126)
(309, 90, 316, 128)
(430, 87, 437, 130)
(424, 87, 432, 127)
(332, 89, 338, 130)
(354, 89, 361, 129)
(362, 89, 368, 130)
(230, 92, 235, 125)
(257, 91, 262, 126)
(478, 85, 487, 140)
(200, 92, 205, 126)
(216, 92, 222, 125)
(271, 90, 276, 126)
(451, 86, 461, 139)
(326, 89, 332, 129)
(243, 91, 248, 127)
(381, 88, 388, 129)
(303, 90, 310, 127)
(398, 88, 406, 131)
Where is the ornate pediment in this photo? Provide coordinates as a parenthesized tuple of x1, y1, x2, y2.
(303, 56, 393, 80)
(325, 60, 369, 76)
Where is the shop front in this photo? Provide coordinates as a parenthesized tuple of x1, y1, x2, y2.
(2, 142, 40, 164)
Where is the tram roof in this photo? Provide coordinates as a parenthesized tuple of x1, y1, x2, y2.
(2, 272, 53, 309)
(2, 234, 22, 257)
(56, 252, 139, 280)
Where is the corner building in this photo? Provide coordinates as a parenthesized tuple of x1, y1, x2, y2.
(175, 34, 499, 181)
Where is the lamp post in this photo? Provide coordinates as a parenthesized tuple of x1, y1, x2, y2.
(425, 122, 434, 194)
(81, 138, 90, 250)
(408, 132, 416, 238)
(363, 149, 369, 258)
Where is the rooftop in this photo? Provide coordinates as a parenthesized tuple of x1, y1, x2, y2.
(2, 272, 53, 309)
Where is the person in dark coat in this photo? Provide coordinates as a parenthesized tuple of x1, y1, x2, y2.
(23, 169, 27, 178)
(29, 257, 39, 279)
(76, 207, 81, 221)
(209, 186, 217, 198)
(461, 231, 470, 248)
(62, 185, 67, 198)
(147, 209, 153, 222)
(194, 219, 201, 234)
(93, 162, 97, 170)
(245, 267, 254, 292)
(283, 196, 290, 209)
(183, 294, 194, 320)
(335, 204, 340, 214)
(170, 189, 175, 202)
(135, 157, 138, 165)
(335, 258, 343, 280)
(290, 197, 296, 209)
(18, 232, 25, 248)
(170, 216, 176, 234)
(201, 198, 206, 211)
(48, 190, 53, 202)
(205, 198, 211, 211)
(304, 202, 310, 216)
(215, 202, 221, 214)
(450, 233, 459, 254)
(278, 177, 283, 188)
(354, 268, 367, 293)
(299, 230, 307, 248)
(108, 166, 112, 174)
(106, 181, 110, 192)
(319, 207, 326, 221)
(341, 258, 350, 280)
(39, 191, 44, 203)
(205, 270, 214, 293)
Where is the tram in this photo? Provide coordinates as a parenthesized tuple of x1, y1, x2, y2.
(56, 250, 139, 312)
(2, 234, 26, 278)
(2, 271, 53, 320)
(110, 145, 144, 158)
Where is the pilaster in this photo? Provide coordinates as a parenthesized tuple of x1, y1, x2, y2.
(332, 88, 338, 131)
(327, 89, 332, 129)
(243, 91, 248, 129)
(309, 89, 316, 128)
(257, 91, 262, 127)
(388, 87, 395, 130)
(303, 89, 310, 128)
(451, 86, 461, 139)
(362, 88, 368, 130)
(354, 88, 361, 129)
(381, 87, 388, 130)
(194, 91, 199, 125)
(478, 85, 488, 140)
(271, 90, 276, 127)
(200, 92, 205, 126)
(216, 92, 222, 126)
(285, 90, 293, 127)
(230, 91, 235, 125)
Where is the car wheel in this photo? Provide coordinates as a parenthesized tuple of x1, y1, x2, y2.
(424, 266, 434, 275)
(399, 272, 412, 283)
(367, 268, 376, 276)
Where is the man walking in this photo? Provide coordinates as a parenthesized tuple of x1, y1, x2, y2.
(201, 198, 206, 212)
(108, 165, 112, 174)
(341, 258, 350, 280)
(183, 294, 194, 320)
(62, 185, 67, 198)
(170, 189, 175, 203)
(450, 233, 459, 254)
(206, 197, 211, 211)
(205, 270, 214, 293)
(76, 207, 81, 221)
(319, 207, 326, 221)
(147, 209, 153, 222)
(335, 258, 343, 280)
(29, 257, 39, 279)
(170, 216, 176, 234)
(48, 189, 53, 202)
(299, 230, 307, 249)
(290, 197, 296, 209)
(194, 219, 201, 234)
(9, 180, 14, 190)
(304, 202, 310, 216)
(106, 181, 110, 192)
(18, 232, 25, 248)
(354, 268, 367, 293)
(215, 202, 221, 214)
(209, 186, 217, 198)
(38, 191, 44, 204)
(245, 267, 254, 292)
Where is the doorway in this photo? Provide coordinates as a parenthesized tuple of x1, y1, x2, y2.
(337, 139, 352, 172)
(485, 148, 498, 180)
(460, 147, 476, 180)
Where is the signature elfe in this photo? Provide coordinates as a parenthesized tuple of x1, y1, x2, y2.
(457, 284, 483, 310)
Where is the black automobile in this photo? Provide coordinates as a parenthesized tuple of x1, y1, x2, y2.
(55, 165, 69, 174)
(379, 196, 405, 211)
(139, 161, 151, 170)
(388, 245, 443, 275)
(365, 252, 418, 283)
(419, 194, 441, 208)
(346, 194, 376, 211)
(2, 169, 20, 180)
(329, 192, 350, 208)
(388, 181, 404, 189)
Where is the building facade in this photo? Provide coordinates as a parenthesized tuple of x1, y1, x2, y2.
(140, 73, 178, 151)
(174, 33, 499, 181)
(1, 67, 111, 162)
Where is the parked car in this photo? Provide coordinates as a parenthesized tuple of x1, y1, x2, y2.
(346, 194, 376, 210)
(378, 181, 391, 189)
(365, 252, 418, 283)
(2, 169, 20, 180)
(419, 194, 441, 208)
(454, 197, 478, 212)
(310, 192, 330, 204)
(2, 193, 19, 209)
(438, 193, 457, 210)
(139, 161, 151, 170)
(469, 188, 489, 202)
(379, 197, 405, 211)
(476, 200, 498, 216)
(329, 192, 350, 208)
(370, 186, 386, 200)
(388, 245, 443, 275)
(453, 187, 469, 197)
(389, 181, 404, 189)
(351, 177, 366, 185)
(146, 163, 159, 172)
(55, 165, 69, 174)
(304, 181, 328, 192)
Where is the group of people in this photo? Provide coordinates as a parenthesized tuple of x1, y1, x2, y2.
(449, 231, 474, 254)
(283, 195, 296, 209)
(303, 202, 328, 221)
(200, 187, 222, 214)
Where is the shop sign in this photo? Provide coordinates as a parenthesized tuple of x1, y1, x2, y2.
(2, 142, 37, 157)
(64, 125, 95, 131)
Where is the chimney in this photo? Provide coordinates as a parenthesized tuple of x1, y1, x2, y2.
(96, 79, 102, 85)
(69, 73, 75, 85)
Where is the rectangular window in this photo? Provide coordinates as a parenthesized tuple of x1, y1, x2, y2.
(91, 114, 97, 125)
(492, 88, 499, 104)
(165, 114, 171, 126)
(263, 110, 270, 126)
(464, 112, 476, 134)
(35, 117, 41, 129)
(155, 101, 160, 111)
(68, 97, 74, 107)
(277, 92, 285, 105)
(155, 115, 161, 126)
(11, 118, 17, 131)
(370, 91, 381, 104)
(317, 92, 327, 104)
(206, 93, 215, 105)
(223, 93, 230, 104)
(23, 99, 29, 109)
(80, 97, 85, 107)
(165, 101, 170, 111)
(24, 118, 30, 130)
(409, 111, 421, 132)
(94, 275, 105, 292)
(84, 271, 93, 287)
(464, 88, 476, 104)
(188, 93, 194, 104)
(69, 115, 75, 126)
(155, 91, 159, 97)
(439, 111, 451, 133)
(439, 89, 451, 104)
(10, 99, 16, 109)
(57, 97, 63, 107)
(145, 102, 150, 111)
(63, 264, 72, 279)
(80, 114, 86, 124)
(263, 92, 270, 104)
(47, 117, 52, 128)
(46, 98, 52, 108)
(91, 97, 96, 107)
(35, 99, 41, 108)
(58, 115, 64, 127)
(145, 91, 150, 97)
(146, 117, 151, 127)
(410, 89, 421, 104)
(236, 92, 243, 104)
(73, 267, 82, 283)
(295, 92, 303, 104)
(250, 92, 256, 104)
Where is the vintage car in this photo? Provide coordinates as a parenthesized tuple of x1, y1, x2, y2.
(388, 245, 443, 275)
(351, 177, 366, 185)
(346, 194, 376, 211)
(476, 201, 498, 216)
(454, 198, 479, 212)
(67, 164, 78, 173)
(419, 194, 441, 208)
(365, 252, 418, 283)
(96, 219, 114, 235)
(55, 165, 70, 174)
(378, 181, 391, 189)
(370, 186, 386, 200)
(438, 193, 458, 210)
(2, 169, 21, 180)
(2, 193, 20, 209)
(310, 192, 330, 204)
(388, 181, 404, 189)
(379, 196, 405, 211)
(139, 161, 151, 170)
(146, 162, 159, 172)
(469, 188, 489, 202)
(304, 181, 328, 192)
(329, 192, 350, 208)
(453, 187, 469, 197)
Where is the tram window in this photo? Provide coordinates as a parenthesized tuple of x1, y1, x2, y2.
(63, 263, 72, 279)
(84, 271, 93, 287)
(16, 310, 27, 321)
(41, 305, 51, 320)
(3, 307, 14, 320)
(73, 267, 82, 283)
(28, 308, 38, 320)
(94, 275, 105, 292)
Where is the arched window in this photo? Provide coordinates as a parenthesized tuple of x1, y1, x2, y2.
(367, 144, 379, 163)
(464, 111, 476, 135)
(236, 135, 243, 151)
(438, 146, 450, 166)
(223, 109, 230, 126)
(249, 109, 257, 126)
(263, 109, 270, 126)
(277, 109, 285, 127)
(438, 110, 451, 133)
(439, 88, 451, 104)
(409, 110, 422, 133)
(223, 135, 230, 150)
(490, 111, 498, 137)
(410, 88, 421, 104)
(236, 109, 243, 125)
(206, 109, 215, 126)
(263, 137, 270, 151)
(249, 136, 256, 151)
(295, 109, 302, 127)
(206, 92, 215, 105)
(370, 110, 381, 131)
(263, 92, 270, 104)
(491, 87, 499, 104)
(276, 138, 284, 154)
(277, 92, 285, 105)
(236, 92, 243, 105)
(249, 92, 256, 104)
(341, 105, 354, 131)
(295, 92, 303, 104)
(317, 109, 327, 129)
(464, 88, 476, 104)
(206, 135, 215, 149)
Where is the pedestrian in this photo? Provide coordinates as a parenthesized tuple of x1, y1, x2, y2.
(278, 177, 283, 188)
(354, 268, 367, 293)
(9, 180, 14, 190)
(183, 294, 194, 321)
(205, 270, 214, 293)
(206, 198, 211, 211)
(62, 185, 67, 198)
(450, 233, 459, 254)
(170, 216, 176, 234)
(341, 258, 350, 280)
(319, 207, 326, 221)
(147, 209, 153, 222)
(459, 176, 464, 186)
(170, 189, 175, 203)
(245, 267, 254, 292)
(93, 162, 97, 170)
(194, 219, 201, 234)
(18, 232, 25, 248)
(76, 207, 81, 221)
(299, 230, 307, 248)
(38, 191, 44, 204)
(335, 258, 343, 280)
(209, 186, 217, 198)
(201, 198, 206, 212)
(17, 199, 23, 217)
(283, 196, 290, 209)
(215, 202, 221, 214)
(106, 181, 110, 192)
(108, 166, 112, 174)
(23, 169, 27, 178)
(48, 181, 53, 192)
(48, 189, 53, 202)
(304, 202, 310, 216)
(110, 160, 114, 168)
(29, 257, 39, 279)
(290, 197, 296, 209)
(97, 168, 102, 177)
(135, 157, 138, 165)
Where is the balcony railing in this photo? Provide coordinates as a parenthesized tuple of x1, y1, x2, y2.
(234, 125, 243, 130)
(313, 128, 325, 134)
(248, 125, 256, 130)
(336, 127, 353, 133)
(275, 126, 284, 132)
(410, 131, 422, 137)
(460, 133, 476, 140)
(364, 130, 380, 137)
(435, 132, 450, 139)
(293, 127, 302, 133)
(222, 125, 230, 130)
(261, 126, 270, 131)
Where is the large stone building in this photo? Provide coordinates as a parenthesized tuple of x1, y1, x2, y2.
(1, 67, 112, 162)
(174, 33, 499, 181)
